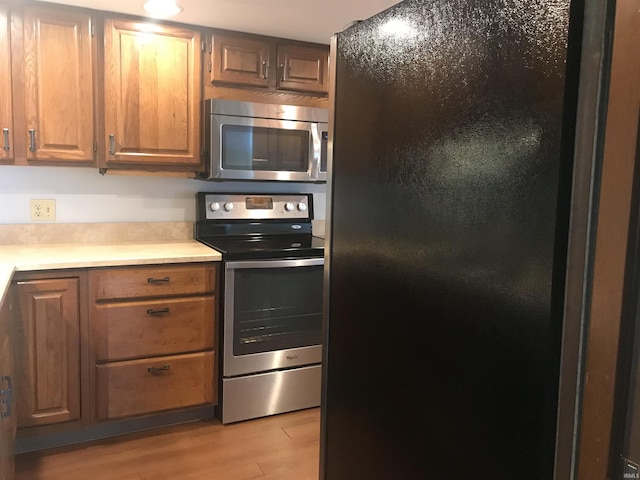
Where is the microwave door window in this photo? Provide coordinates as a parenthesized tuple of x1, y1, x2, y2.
(277, 129, 310, 172)
(222, 125, 275, 170)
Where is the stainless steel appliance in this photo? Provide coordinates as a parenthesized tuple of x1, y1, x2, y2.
(322, 0, 584, 479)
(195, 193, 324, 424)
(201, 99, 328, 182)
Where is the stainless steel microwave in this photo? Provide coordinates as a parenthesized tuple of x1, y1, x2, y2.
(202, 99, 328, 182)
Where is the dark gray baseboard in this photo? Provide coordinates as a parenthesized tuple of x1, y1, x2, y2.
(16, 405, 217, 454)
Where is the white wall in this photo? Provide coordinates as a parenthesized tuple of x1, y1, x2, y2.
(0, 166, 326, 224)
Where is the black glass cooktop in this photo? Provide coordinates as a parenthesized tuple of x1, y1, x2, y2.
(197, 234, 325, 261)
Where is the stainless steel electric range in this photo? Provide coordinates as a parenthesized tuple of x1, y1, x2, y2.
(195, 192, 324, 424)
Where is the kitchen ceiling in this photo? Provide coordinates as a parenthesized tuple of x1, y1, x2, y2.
(41, 0, 401, 44)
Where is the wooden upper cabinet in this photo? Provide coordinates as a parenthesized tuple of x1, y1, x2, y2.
(211, 33, 270, 88)
(209, 31, 329, 96)
(103, 19, 202, 170)
(0, 4, 13, 164)
(13, 278, 81, 428)
(277, 44, 329, 94)
(21, 5, 95, 163)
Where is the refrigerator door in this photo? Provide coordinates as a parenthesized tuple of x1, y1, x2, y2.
(322, 0, 578, 478)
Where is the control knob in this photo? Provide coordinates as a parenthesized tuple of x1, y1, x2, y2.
(209, 202, 220, 212)
(298, 203, 307, 212)
(224, 202, 234, 212)
(284, 202, 295, 212)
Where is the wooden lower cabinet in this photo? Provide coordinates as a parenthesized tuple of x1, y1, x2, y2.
(96, 352, 214, 420)
(89, 263, 218, 423)
(0, 291, 15, 479)
(9, 262, 218, 451)
(13, 277, 81, 428)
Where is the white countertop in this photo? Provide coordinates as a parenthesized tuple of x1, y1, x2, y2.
(0, 240, 221, 311)
(0, 263, 14, 308)
(0, 218, 325, 314)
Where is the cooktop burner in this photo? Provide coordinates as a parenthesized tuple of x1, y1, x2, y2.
(194, 192, 324, 261)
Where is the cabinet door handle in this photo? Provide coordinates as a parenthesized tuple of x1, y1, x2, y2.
(261, 61, 268, 79)
(147, 365, 170, 374)
(280, 63, 285, 81)
(108, 134, 115, 155)
(147, 276, 170, 284)
(0, 376, 12, 419)
(28, 129, 36, 152)
(2, 128, 9, 151)
(147, 307, 170, 316)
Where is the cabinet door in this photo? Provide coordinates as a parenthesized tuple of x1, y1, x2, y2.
(104, 19, 202, 169)
(22, 6, 95, 163)
(0, 295, 15, 480)
(277, 44, 329, 94)
(0, 4, 13, 163)
(14, 278, 80, 428)
(211, 33, 270, 88)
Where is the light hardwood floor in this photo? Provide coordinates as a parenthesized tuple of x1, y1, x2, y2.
(15, 408, 320, 480)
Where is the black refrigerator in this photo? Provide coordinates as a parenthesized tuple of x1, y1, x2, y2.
(321, 0, 584, 478)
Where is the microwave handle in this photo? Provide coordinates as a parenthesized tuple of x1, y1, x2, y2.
(320, 130, 328, 172)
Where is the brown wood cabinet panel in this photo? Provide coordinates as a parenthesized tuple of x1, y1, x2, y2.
(0, 4, 13, 164)
(0, 292, 15, 480)
(89, 263, 216, 301)
(21, 5, 95, 163)
(93, 295, 215, 362)
(13, 278, 81, 428)
(103, 18, 202, 169)
(211, 33, 269, 88)
(208, 31, 330, 99)
(96, 351, 214, 420)
(277, 44, 329, 94)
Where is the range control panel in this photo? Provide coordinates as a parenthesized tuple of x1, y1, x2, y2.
(200, 193, 313, 221)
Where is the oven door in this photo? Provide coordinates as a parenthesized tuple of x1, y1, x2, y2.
(223, 257, 324, 377)
(208, 114, 327, 182)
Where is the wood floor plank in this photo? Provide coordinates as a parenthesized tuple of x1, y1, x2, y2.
(16, 408, 320, 480)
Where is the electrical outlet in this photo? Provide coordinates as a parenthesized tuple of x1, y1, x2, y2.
(30, 199, 56, 221)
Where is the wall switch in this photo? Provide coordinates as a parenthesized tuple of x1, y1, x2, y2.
(30, 199, 56, 221)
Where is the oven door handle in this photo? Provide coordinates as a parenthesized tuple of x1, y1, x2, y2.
(225, 257, 324, 270)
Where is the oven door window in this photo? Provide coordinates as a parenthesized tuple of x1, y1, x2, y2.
(221, 125, 309, 172)
(232, 265, 323, 356)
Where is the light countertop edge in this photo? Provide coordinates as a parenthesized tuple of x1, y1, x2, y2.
(0, 264, 15, 312)
(0, 240, 222, 314)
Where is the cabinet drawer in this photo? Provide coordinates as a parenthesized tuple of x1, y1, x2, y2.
(93, 296, 215, 361)
(96, 352, 215, 420)
(90, 263, 216, 300)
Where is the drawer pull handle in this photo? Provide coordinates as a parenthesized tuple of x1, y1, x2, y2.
(147, 307, 170, 316)
(147, 276, 170, 284)
(147, 365, 170, 374)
